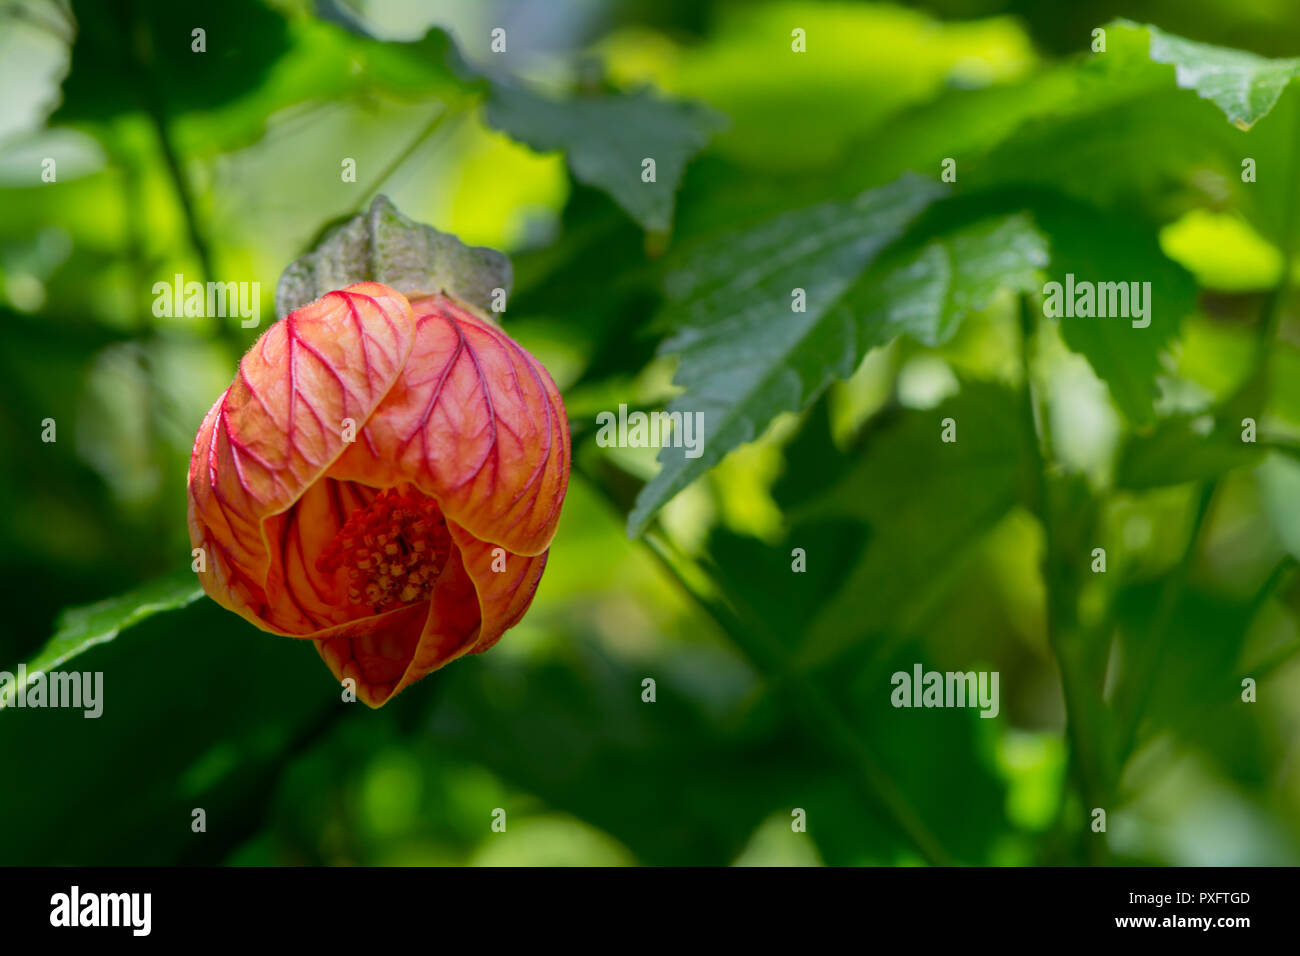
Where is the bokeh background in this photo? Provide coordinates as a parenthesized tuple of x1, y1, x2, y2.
(2, 0, 1300, 865)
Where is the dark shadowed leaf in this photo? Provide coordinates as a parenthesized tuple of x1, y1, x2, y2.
(625, 176, 946, 537)
(0, 566, 200, 708)
(484, 83, 724, 234)
(796, 382, 1034, 667)
(54, 0, 290, 124)
(1116, 415, 1264, 490)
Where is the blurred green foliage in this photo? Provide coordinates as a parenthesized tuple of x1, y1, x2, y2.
(1, 0, 1299, 866)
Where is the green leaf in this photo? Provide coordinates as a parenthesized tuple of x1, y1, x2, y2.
(795, 382, 1034, 666)
(1257, 453, 1300, 561)
(0, 567, 202, 709)
(697, 527, 1011, 864)
(817, 20, 1297, 216)
(847, 213, 1049, 348)
(624, 175, 946, 537)
(54, 8, 466, 157)
(1033, 195, 1197, 426)
(1116, 415, 1263, 490)
(0, 596, 335, 864)
(483, 84, 724, 233)
(275, 195, 511, 319)
(950, 25, 1300, 249)
(53, 0, 291, 126)
(625, 196, 1048, 537)
(419, 642, 786, 864)
(1138, 21, 1300, 130)
(173, 24, 465, 157)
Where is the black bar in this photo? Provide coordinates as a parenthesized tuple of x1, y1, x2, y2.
(0, 866, 1281, 941)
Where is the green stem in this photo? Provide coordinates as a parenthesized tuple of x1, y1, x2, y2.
(355, 102, 471, 214)
(1116, 480, 1216, 763)
(1018, 296, 1109, 863)
(114, 0, 235, 354)
(148, 108, 214, 284)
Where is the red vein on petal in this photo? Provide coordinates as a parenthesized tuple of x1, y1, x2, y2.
(285, 312, 298, 456)
(340, 293, 376, 393)
(237, 363, 279, 425)
(481, 325, 552, 511)
(326, 477, 346, 528)
(290, 503, 335, 610)
(455, 318, 563, 543)
(397, 313, 465, 457)
(444, 315, 502, 492)
(276, 504, 320, 628)
(295, 335, 372, 410)
(195, 287, 418, 635)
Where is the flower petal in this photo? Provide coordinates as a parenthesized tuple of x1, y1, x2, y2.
(187, 282, 415, 634)
(447, 521, 549, 656)
(259, 477, 376, 631)
(315, 535, 482, 706)
(314, 600, 431, 706)
(327, 294, 569, 556)
(310, 523, 549, 707)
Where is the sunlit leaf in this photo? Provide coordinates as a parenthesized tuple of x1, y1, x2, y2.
(1032, 195, 1197, 426)
(1139, 20, 1300, 130)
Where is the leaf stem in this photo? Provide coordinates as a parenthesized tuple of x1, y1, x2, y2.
(1115, 479, 1216, 763)
(1018, 295, 1110, 863)
(114, 2, 235, 353)
(355, 101, 472, 214)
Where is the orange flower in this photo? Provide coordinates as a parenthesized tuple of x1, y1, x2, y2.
(187, 282, 569, 706)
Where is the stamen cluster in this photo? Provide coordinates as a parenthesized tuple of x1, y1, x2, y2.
(316, 488, 452, 612)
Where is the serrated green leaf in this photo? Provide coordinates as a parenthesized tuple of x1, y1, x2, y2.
(624, 176, 946, 537)
(484, 84, 724, 233)
(1137, 20, 1300, 130)
(0, 567, 202, 709)
(848, 213, 1049, 348)
(626, 200, 1048, 537)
